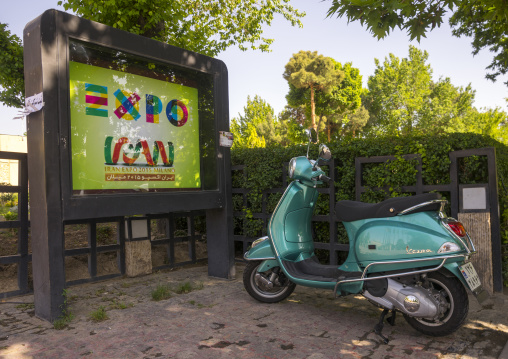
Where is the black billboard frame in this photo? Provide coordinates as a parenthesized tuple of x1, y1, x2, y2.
(24, 9, 234, 321)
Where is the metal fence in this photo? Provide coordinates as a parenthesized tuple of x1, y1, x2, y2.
(0, 151, 29, 298)
(0, 151, 206, 298)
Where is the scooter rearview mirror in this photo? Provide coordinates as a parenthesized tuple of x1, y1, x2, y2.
(318, 144, 332, 161)
(316, 144, 332, 168)
(305, 128, 318, 158)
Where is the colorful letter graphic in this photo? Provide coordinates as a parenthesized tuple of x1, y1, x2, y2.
(104, 136, 174, 167)
(166, 99, 188, 127)
(85, 83, 108, 117)
(146, 94, 163, 124)
(114, 90, 141, 121)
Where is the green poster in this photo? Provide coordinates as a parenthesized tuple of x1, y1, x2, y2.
(69, 61, 201, 191)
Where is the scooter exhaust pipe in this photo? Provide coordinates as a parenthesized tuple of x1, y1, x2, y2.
(255, 273, 274, 290)
(364, 278, 439, 318)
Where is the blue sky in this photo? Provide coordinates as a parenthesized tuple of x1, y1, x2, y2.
(1, 0, 507, 135)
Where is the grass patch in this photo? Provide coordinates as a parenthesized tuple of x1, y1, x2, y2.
(16, 303, 34, 310)
(151, 284, 172, 301)
(53, 289, 74, 330)
(53, 315, 74, 330)
(187, 300, 213, 309)
(89, 306, 109, 322)
(175, 282, 193, 294)
(174, 281, 203, 294)
(95, 287, 106, 296)
(110, 300, 129, 310)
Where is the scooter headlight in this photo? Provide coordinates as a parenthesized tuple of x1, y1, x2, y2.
(288, 158, 297, 179)
(437, 242, 461, 254)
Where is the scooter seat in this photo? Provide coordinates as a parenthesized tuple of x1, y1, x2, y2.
(335, 193, 441, 222)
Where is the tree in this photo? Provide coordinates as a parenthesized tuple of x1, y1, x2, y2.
(365, 46, 433, 136)
(317, 61, 364, 140)
(326, 0, 508, 86)
(0, 23, 24, 108)
(453, 108, 508, 144)
(283, 51, 344, 133)
(230, 95, 286, 148)
(1, 1, 305, 108)
(286, 60, 365, 141)
(278, 106, 308, 145)
(449, 1, 508, 85)
(364, 46, 478, 137)
(59, 0, 305, 57)
(341, 105, 369, 138)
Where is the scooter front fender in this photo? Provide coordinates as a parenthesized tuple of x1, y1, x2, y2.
(244, 237, 276, 261)
(243, 237, 279, 273)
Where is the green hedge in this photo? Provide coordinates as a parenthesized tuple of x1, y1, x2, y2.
(231, 133, 508, 286)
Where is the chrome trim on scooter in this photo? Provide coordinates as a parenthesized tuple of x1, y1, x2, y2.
(440, 218, 476, 255)
(243, 252, 276, 261)
(251, 236, 269, 248)
(397, 200, 448, 216)
(333, 254, 466, 296)
(360, 254, 464, 278)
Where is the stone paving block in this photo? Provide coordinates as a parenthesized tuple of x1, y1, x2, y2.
(0, 264, 507, 359)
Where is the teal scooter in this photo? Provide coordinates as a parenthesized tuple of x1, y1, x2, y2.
(243, 133, 486, 343)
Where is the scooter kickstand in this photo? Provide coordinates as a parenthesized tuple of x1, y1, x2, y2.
(373, 309, 390, 344)
(387, 310, 396, 326)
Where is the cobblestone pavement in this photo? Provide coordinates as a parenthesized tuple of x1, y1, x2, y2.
(1, 264, 507, 359)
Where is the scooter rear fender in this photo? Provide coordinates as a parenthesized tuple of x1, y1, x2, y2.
(442, 262, 468, 288)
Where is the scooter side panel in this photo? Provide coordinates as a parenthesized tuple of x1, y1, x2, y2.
(350, 212, 462, 264)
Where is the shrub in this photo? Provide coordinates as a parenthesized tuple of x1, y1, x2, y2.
(3, 211, 18, 221)
(231, 133, 508, 286)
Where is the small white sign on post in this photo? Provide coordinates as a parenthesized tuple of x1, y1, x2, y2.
(219, 131, 234, 148)
(14, 92, 45, 120)
(462, 187, 487, 210)
(25, 92, 44, 113)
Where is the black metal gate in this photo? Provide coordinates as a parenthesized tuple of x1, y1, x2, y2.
(0, 151, 207, 299)
(0, 151, 29, 298)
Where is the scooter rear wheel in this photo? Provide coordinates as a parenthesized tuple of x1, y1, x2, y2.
(403, 271, 469, 337)
(243, 261, 296, 303)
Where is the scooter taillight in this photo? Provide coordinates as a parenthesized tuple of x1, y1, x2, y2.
(447, 221, 467, 237)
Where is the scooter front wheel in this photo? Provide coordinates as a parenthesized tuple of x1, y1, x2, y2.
(243, 261, 296, 303)
(403, 271, 469, 337)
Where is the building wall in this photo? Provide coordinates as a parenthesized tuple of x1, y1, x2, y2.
(0, 135, 27, 185)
